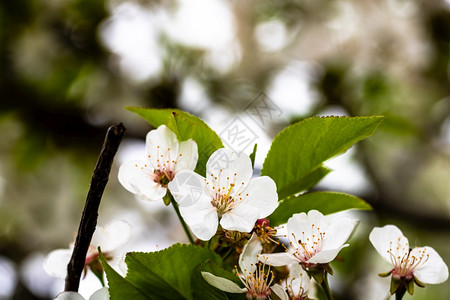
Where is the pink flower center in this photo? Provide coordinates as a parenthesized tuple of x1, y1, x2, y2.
(136, 145, 183, 187)
(388, 240, 430, 279)
(288, 223, 326, 263)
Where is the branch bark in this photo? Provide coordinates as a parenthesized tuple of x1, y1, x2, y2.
(64, 123, 126, 292)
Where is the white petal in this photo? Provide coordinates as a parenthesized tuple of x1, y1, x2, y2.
(240, 176, 278, 219)
(89, 287, 109, 300)
(308, 244, 349, 264)
(118, 160, 166, 202)
(239, 233, 262, 276)
(259, 252, 299, 266)
(91, 220, 131, 252)
(146, 125, 179, 162)
(413, 246, 449, 284)
(44, 249, 72, 278)
(270, 284, 289, 300)
(169, 170, 209, 208)
(174, 139, 198, 173)
(118, 253, 128, 276)
(288, 264, 310, 297)
(322, 215, 357, 251)
(201, 272, 247, 293)
(206, 149, 252, 194)
(179, 198, 218, 241)
(220, 204, 260, 232)
(287, 211, 327, 245)
(369, 225, 409, 264)
(55, 292, 85, 300)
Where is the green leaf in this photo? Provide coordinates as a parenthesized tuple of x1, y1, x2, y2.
(261, 116, 383, 199)
(269, 192, 371, 226)
(98, 249, 151, 300)
(123, 244, 223, 300)
(277, 166, 331, 199)
(127, 107, 223, 176)
(249, 144, 257, 169)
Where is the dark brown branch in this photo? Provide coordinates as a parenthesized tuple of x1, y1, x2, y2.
(65, 123, 126, 292)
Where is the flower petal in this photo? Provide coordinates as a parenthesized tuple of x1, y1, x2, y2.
(169, 170, 209, 208)
(239, 233, 262, 276)
(220, 204, 260, 232)
(322, 214, 357, 251)
(286, 210, 327, 245)
(369, 225, 409, 264)
(240, 176, 278, 219)
(146, 125, 179, 163)
(89, 287, 109, 300)
(90, 220, 131, 252)
(44, 249, 72, 278)
(288, 263, 310, 297)
(413, 246, 449, 284)
(201, 272, 247, 293)
(308, 244, 349, 264)
(55, 292, 85, 300)
(174, 139, 198, 173)
(270, 284, 289, 300)
(259, 252, 299, 266)
(179, 198, 218, 241)
(118, 160, 166, 202)
(206, 148, 252, 194)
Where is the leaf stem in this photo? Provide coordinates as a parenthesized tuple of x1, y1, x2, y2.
(169, 193, 195, 244)
(395, 285, 406, 300)
(320, 272, 334, 300)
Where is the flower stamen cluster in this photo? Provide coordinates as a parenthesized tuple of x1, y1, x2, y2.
(288, 224, 326, 264)
(236, 256, 274, 299)
(388, 240, 430, 280)
(254, 219, 279, 246)
(207, 170, 247, 217)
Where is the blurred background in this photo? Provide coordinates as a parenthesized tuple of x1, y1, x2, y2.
(1, 0, 450, 299)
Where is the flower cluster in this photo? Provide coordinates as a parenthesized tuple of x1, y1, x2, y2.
(46, 124, 448, 300)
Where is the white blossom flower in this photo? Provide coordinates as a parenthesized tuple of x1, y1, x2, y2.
(55, 287, 109, 300)
(168, 148, 278, 240)
(369, 224, 448, 285)
(202, 233, 283, 299)
(44, 220, 131, 278)
(119, 125, 198, 202)
(259, 210, 357, 267)
(272, 264, 312, 300)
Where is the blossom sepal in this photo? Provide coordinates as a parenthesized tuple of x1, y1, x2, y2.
(163, 193, 171, 206)
(378, 270, 392, 278)
(405, 278, 415, 295)
(308, 265, 325, 284)
(390, 276, 402, 295)
(414, 276, 426, 288)
(88, 253, 106, 286)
